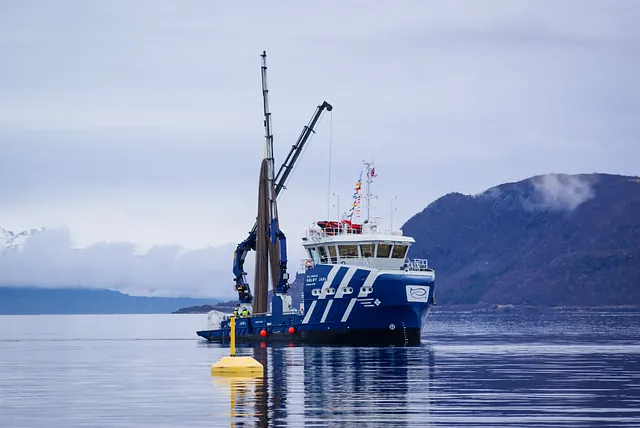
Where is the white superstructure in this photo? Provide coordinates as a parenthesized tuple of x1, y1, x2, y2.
(301, 218, 423, 271)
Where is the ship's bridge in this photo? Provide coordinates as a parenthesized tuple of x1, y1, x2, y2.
(300, 218, 429, 271)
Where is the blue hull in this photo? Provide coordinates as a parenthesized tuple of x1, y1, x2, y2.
(197, 264, 435, 346)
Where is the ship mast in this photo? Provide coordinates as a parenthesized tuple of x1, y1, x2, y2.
(261, 51, 278, 243)
(363, 160, 377, 222)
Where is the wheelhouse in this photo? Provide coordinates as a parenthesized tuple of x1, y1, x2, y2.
(301, 218, 426, 271)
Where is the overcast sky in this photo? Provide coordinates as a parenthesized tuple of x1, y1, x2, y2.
(1, 1, 638, 297)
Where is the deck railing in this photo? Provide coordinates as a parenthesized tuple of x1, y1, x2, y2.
(404, 258, 429, 271)
(300, 257, 431, 272)
(305, 226, 404, 240)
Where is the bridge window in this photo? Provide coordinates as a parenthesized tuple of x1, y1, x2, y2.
(338, 244, 359, 258)
(391, 244, 408, 259)
(377, 243, 392, 258)
(328, 245, 337, 264)
(317, 246, 328, 263)
(360, 243, 375, 258)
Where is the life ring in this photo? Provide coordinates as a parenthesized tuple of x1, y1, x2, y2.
(304, 259, 313, 269)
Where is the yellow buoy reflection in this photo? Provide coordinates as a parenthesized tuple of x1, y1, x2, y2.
(211, 373, 267, 423)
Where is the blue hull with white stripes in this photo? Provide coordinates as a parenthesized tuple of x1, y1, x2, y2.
(196, 263, 435, 346)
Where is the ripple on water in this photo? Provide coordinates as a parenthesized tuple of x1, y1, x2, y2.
(0, 310, 638, 427)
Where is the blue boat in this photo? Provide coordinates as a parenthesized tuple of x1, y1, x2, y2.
(196, 51, 435, 346)
(196, 163, 436, 346)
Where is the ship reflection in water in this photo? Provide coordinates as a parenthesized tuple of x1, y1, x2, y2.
(208, 330, 640, 427)
(210, 343, 436, 427)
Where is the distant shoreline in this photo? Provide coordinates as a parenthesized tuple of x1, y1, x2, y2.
(172, 302, 237, 314)
(0, 304, 637, 315)
(171, 303, 640, 315)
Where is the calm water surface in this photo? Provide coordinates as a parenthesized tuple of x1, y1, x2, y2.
(0, 310, 639, 427)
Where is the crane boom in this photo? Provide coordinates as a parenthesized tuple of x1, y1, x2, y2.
(232, 100, 333, 304)
(274, 101, 333, 195)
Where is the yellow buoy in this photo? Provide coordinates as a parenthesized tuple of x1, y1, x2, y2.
(210, 316, 264, 377)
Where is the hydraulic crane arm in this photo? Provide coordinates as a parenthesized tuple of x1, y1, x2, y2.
(274, 101, 333, 195)
(233, 100, 333, 304)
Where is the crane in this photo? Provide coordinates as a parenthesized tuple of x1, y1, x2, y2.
(233, 100, 333, 303)
(232, 56, 332, 305)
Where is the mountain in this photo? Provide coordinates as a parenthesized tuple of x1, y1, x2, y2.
(402, 173, 640, 306)
(0, 286, 220, 315)
(0, 226, 43, 251)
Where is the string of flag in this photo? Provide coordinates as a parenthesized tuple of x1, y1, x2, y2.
(347, 171, 363, 222)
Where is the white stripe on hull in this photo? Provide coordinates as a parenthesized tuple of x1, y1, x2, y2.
(318, 265, 341, 299)
(320, 300, 333, 323)
(335, 267, 358, 298)
(357, 270, 378, 298)
(341, 298, 357, 322)
(302, 300, 317, 324)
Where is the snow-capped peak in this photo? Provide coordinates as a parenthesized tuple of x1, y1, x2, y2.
(0, 226, 45, 251)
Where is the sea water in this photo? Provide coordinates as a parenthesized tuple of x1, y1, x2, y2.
(0, 309, 638, 427)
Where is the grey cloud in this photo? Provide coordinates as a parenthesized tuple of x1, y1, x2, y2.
(0, 128, 261, 202)
(0, 0, 638, 253)
(0, 227, 246, 298)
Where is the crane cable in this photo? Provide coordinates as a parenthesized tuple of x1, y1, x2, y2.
(327, 110, 333, 220)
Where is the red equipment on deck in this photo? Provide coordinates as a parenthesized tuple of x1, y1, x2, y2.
(316, 220, 362, 236)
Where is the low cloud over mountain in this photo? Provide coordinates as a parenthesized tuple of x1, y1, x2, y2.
(528, 173, 597, 212)
(0, 227, 243, 299)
